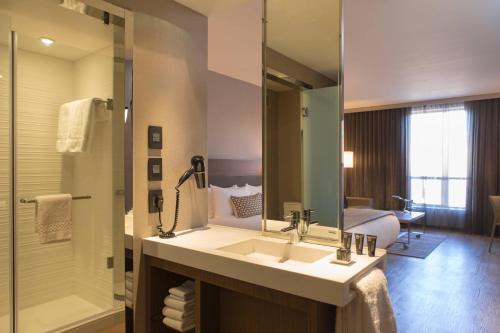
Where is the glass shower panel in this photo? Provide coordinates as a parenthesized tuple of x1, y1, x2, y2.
(302, 87, 340, 228)
(0, 13, 12, 333)
(11, 3, 123, 332)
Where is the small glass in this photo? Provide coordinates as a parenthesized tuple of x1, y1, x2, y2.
(367, 235, 377, 257)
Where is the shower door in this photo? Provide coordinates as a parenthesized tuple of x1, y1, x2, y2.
(0, 0, 126, 332)
(0, 13, 12, 333)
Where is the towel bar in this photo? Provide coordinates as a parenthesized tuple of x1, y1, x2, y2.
(19, 195, 92, 204)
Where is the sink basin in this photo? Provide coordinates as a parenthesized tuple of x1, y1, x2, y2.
(217, 238, 332, 265)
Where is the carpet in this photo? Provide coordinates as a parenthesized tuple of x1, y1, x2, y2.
(387, 234, 446, 259)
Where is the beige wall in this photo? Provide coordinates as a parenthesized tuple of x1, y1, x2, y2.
(131, 3, 208, 330)
(0, 45, 10, 318)
(208, 0, 262, 87)
(207, 71, 261, 160)
(207, 0, 262, 162)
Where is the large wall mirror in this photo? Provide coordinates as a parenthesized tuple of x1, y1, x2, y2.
(263, 0, 343, 242)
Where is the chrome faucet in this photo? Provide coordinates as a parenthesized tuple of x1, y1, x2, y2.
(298, 209, 319, 236)
(281, 210, 301, 243)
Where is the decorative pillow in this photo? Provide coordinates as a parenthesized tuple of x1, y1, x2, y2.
(246, 183, 262, 195)
(212, 185, 250, 217)
(230, 193, 263, 218)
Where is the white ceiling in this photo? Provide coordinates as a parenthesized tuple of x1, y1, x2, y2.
(175, 0, 340, 81)
(345, 0, 500, 110)
(0, 0, 113, 61)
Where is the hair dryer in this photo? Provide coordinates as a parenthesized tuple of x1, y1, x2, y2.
(158, 155, 206, 239)
(176, 155, 206, 189)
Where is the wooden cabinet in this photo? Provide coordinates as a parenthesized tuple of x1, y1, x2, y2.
(146, 255, 336, 333)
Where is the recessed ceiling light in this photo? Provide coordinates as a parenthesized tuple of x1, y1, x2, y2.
(40, 37, 55, 47)
(0, 74, 3, 79)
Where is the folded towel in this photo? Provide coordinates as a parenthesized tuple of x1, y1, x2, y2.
(162, 317, 194, 332)
(125, 271, 133, 281)
(169, 280, 195, 300)
(164, 296, 195, 312)
(125, 279, 133, 291)
(162, 307, 195, 321)
(56, 98, 106, 153)
(125, 299, 133, 309)
(35, 194, 72, 244)
(125, 289, 133, 301)
(336, 268, 397, 333)
(170, 293, 194, 302)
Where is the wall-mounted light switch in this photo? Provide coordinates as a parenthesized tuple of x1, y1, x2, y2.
(148, 126, 162, 149)
(148, 158, 162, 181)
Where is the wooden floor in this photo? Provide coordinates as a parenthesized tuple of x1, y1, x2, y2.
(385, 229, 500, 333)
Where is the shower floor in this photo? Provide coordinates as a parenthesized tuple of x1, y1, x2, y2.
(0, 295, 108, 333)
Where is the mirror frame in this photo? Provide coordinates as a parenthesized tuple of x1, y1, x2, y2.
(261, 0, 344, 246)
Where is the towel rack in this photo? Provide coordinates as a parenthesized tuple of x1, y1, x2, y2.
(19, 195, 92, 204)
(97, 98, 113, 111)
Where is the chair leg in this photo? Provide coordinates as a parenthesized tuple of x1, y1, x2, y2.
(489, 223, 497, 253)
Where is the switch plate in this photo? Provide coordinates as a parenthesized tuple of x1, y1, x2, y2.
(148, 126, 162, 149)
(148, 189, 163, 213)
(148, 158, 162, 181)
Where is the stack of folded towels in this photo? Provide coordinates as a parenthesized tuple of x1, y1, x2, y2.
(162, 280, 195, 332)
(125, 271, 133, 309)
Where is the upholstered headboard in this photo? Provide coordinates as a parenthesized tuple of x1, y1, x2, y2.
(208, 159, 262, 187)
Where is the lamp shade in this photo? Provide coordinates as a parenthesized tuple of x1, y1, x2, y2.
(344, 151, 354, 168)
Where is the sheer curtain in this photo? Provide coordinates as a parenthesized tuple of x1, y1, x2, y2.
(408, 103, 468, 229)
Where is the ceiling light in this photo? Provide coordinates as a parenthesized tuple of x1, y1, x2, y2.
(40, 37, 55, 47)
(0, 74, 3, 79)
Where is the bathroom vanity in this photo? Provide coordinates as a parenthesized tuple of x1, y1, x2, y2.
(143, 224, 386, 332)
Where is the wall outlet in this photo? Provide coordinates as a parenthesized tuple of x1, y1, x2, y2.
(148, 189, 163, 213)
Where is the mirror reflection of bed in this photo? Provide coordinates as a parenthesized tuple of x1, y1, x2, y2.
(207, 159, 262, 230)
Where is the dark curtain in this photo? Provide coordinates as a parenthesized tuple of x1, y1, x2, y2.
(344, 108, 409, 210)
(465, 98, 500, 235)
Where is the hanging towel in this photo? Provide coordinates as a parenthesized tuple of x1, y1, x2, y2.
(162, 306, 195, 321)
(56, 98, 105, 153)
(162, 317, 195, 332)
(164, 295, 195, 312)
(169, 280, 195, 301)
(35, 194, 72, 244)
(335, 268, 397, 333)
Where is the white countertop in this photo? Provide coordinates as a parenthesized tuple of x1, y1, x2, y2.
(143, 224, 386, 307)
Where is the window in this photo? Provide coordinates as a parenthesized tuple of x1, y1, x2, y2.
(409, 104, 468, 209)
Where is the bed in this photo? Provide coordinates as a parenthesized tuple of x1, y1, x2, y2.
(344, 208, 400, 248)
(207, 159, 263, 230)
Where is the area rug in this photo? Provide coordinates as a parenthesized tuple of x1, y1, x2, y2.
(387, 234, 446, 259)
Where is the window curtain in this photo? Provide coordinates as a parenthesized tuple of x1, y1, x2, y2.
(408, 103, 468, 230)
(465, 98, 500, 235)
(344, 108, 409, 210)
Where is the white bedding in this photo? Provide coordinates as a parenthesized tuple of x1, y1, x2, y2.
(209, 215, 262, 231)
(346, 213, 400, 249)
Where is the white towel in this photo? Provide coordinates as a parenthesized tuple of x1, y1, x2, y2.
(162, 307, 194, 321)
(162, 317, 194, 332)
(336, 268, 397, 333)
(125, 271, 133, 280)
(125, 299, 133, 309)
(164, 295, 195, 312)
(125, 289, 133, 302)
(56, 98, 106, 153)
(125, 279, 133, 292)
(35, 194, 72, 243)
(169, 280, 195, 300)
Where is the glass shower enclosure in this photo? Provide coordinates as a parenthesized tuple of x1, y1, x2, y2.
(0, 0, 125, 332)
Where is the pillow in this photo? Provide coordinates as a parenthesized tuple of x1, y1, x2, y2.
(208, 187, 214, 218)
(212, 185, 250, 217)
(246, 184, 262, 194)
(230, 193, 263, 218)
